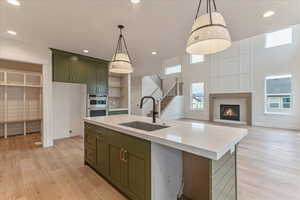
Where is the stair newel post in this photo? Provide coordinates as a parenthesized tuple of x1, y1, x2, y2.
(176, 77, 180, 96)
(157, 99, 161, 118)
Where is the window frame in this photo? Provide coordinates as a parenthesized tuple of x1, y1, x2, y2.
(264, 74, 293, 115)
(165, 64, 182, 75)
(190, 54, 204, 64)
(265, 28, 293, 49)
(190, 82, 205, 111)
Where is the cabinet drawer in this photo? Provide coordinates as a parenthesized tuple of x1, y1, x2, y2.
(122, 133, 150, 156)
(86, 141, 96, 151)
(94, 126, 106, 135)
(86, 134, 96, 146)
(86, 148, 96, 164)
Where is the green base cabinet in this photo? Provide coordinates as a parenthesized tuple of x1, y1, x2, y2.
(108, 110, 129, 115)
(84, 123, 151, 200)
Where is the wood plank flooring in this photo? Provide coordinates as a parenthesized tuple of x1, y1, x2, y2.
(0, 124, 299, 200)
(0, 133, 126, 200)
(238, 126, 300, 200)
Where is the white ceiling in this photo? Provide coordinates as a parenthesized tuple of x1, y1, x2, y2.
(0, 0, 299, 76)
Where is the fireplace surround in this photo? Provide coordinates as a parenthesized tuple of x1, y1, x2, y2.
(209, 93, 252, 125)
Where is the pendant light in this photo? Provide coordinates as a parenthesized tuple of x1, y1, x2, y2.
(186, 0, 231, 55)
(109, 25, 133, 74)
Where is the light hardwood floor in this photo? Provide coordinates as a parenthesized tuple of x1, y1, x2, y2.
(0, 123, 299, 200)
(0, 133, 126, 200)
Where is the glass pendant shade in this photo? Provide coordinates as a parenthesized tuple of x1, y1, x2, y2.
(109, 25, 133, 74)
(186, 0, 232, 55)
(109, 53, 133, 74)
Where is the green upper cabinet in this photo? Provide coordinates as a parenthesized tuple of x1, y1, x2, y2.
(52, 52, 70, 82)
(96, 63, 108, 94)
(69, 59, 88, 83)
(87, 63, 97, 95)
(51, 49, 109, 95)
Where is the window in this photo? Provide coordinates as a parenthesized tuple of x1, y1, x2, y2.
(190, 82, 204, 110)
(190, 55, 204, 64)
(265, 75, 292, 114)
(165, 64, 181, 75)
(265, 28, 293, 48)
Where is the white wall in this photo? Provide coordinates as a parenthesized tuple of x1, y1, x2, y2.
(0, 37, 54, 147)
(209, 39, 252, 94)
(251, 26, 300, 130)
(164, 24, 300, 130)
(160, 96, 184, 120)
(160, 57, 182, 94)
(141, 76, 163, 115)
(131, 77, 142, 115)
(182, 54, 210, 120)
(53, 82, 86, 139)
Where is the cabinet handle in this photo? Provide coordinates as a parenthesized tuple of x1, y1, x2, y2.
(123, 150, 128, 163)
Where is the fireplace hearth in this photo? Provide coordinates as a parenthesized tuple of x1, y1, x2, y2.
(220, 104, 240, 121)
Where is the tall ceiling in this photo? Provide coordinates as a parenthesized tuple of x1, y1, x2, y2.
(0, 0, 299, 76)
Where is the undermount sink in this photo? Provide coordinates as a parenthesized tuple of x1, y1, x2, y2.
(119, 121, 169, 132)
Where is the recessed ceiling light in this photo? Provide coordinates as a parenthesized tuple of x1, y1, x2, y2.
(6, 0, 21, 6)
(130, 0, 141, 4)
(263, 10, 275, 18)
(83, 49, 89, 53)
(152, 51, 158, 55)
(7, 30, 17, 35)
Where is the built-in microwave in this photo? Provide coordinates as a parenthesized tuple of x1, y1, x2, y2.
(87, 95, 107, 117)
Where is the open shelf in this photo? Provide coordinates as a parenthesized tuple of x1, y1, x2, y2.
(0, 72, 4, 84)
(0, 71, 42, 87)
(7, 72, 24, 85)
(0, 69, 43, 138)
(25, 74, 42, 87)
(108, 74, 129, 111)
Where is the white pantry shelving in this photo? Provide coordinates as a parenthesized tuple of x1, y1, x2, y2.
(0, 70, 42, 138)
(108, 73, 129, 110)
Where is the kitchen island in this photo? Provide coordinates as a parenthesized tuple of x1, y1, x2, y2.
(83, 115, 248, 200)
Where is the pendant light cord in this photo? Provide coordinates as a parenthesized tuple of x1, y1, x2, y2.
(122, 36, 132, 62)
(194, 0, 218, 21)
(208, 0, 213, 24)
(194, 0, 202, 20)
(112, 25, 132, 63)
(212, 0, 217, 11)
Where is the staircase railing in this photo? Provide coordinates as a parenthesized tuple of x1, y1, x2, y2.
(141, 87, 161, 106)
(158, 78, 183, 117)
(149, 74, 163, 90)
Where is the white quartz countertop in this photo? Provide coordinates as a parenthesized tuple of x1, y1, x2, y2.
(83, 115, 248, 160)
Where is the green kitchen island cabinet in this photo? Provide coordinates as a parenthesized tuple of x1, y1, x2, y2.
(84, 123, 151, 200)
(84, 115, 248, 200)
